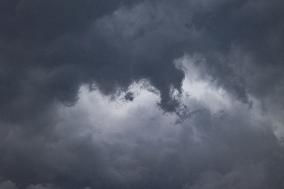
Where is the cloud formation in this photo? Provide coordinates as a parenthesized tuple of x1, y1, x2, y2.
(1, 62, 284, 189)
(1, 0, 283, 117)
(0, 0, 284, 189)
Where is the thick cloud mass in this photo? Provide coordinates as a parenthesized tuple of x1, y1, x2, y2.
(0, 0, 283, 116)
(1, 80, 284, 189)
(1, 0, 284, 189)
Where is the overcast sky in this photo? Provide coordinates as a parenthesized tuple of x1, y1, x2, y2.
(0, 0, 284, 189)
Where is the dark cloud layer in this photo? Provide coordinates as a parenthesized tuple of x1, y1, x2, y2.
(0, 0, 283, 117)
(1, 0, 284, 188)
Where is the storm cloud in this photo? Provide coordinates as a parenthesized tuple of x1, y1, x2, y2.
(0, 0, 284, 188)
(0, 0, 283, 117)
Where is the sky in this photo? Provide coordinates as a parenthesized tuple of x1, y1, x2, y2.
(0, 0, 284, 188)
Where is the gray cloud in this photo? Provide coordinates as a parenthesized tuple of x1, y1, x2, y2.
(0, 180, 17, 189)
(1, 80, 284, 189)
(1, 0, 283, 119)
(0, 0, 284, 189)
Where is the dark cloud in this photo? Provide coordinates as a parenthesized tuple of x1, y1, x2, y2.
(191, 0, 284, 102)
(1, 0, 284, 189)
(0, 180, 17, 189)
(0, 0, 141, 123)
(1, 0, 283, 119)
(0, 0, 185, 123)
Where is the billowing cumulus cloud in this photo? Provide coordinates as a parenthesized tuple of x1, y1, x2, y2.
(0, 0, 284, 189)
